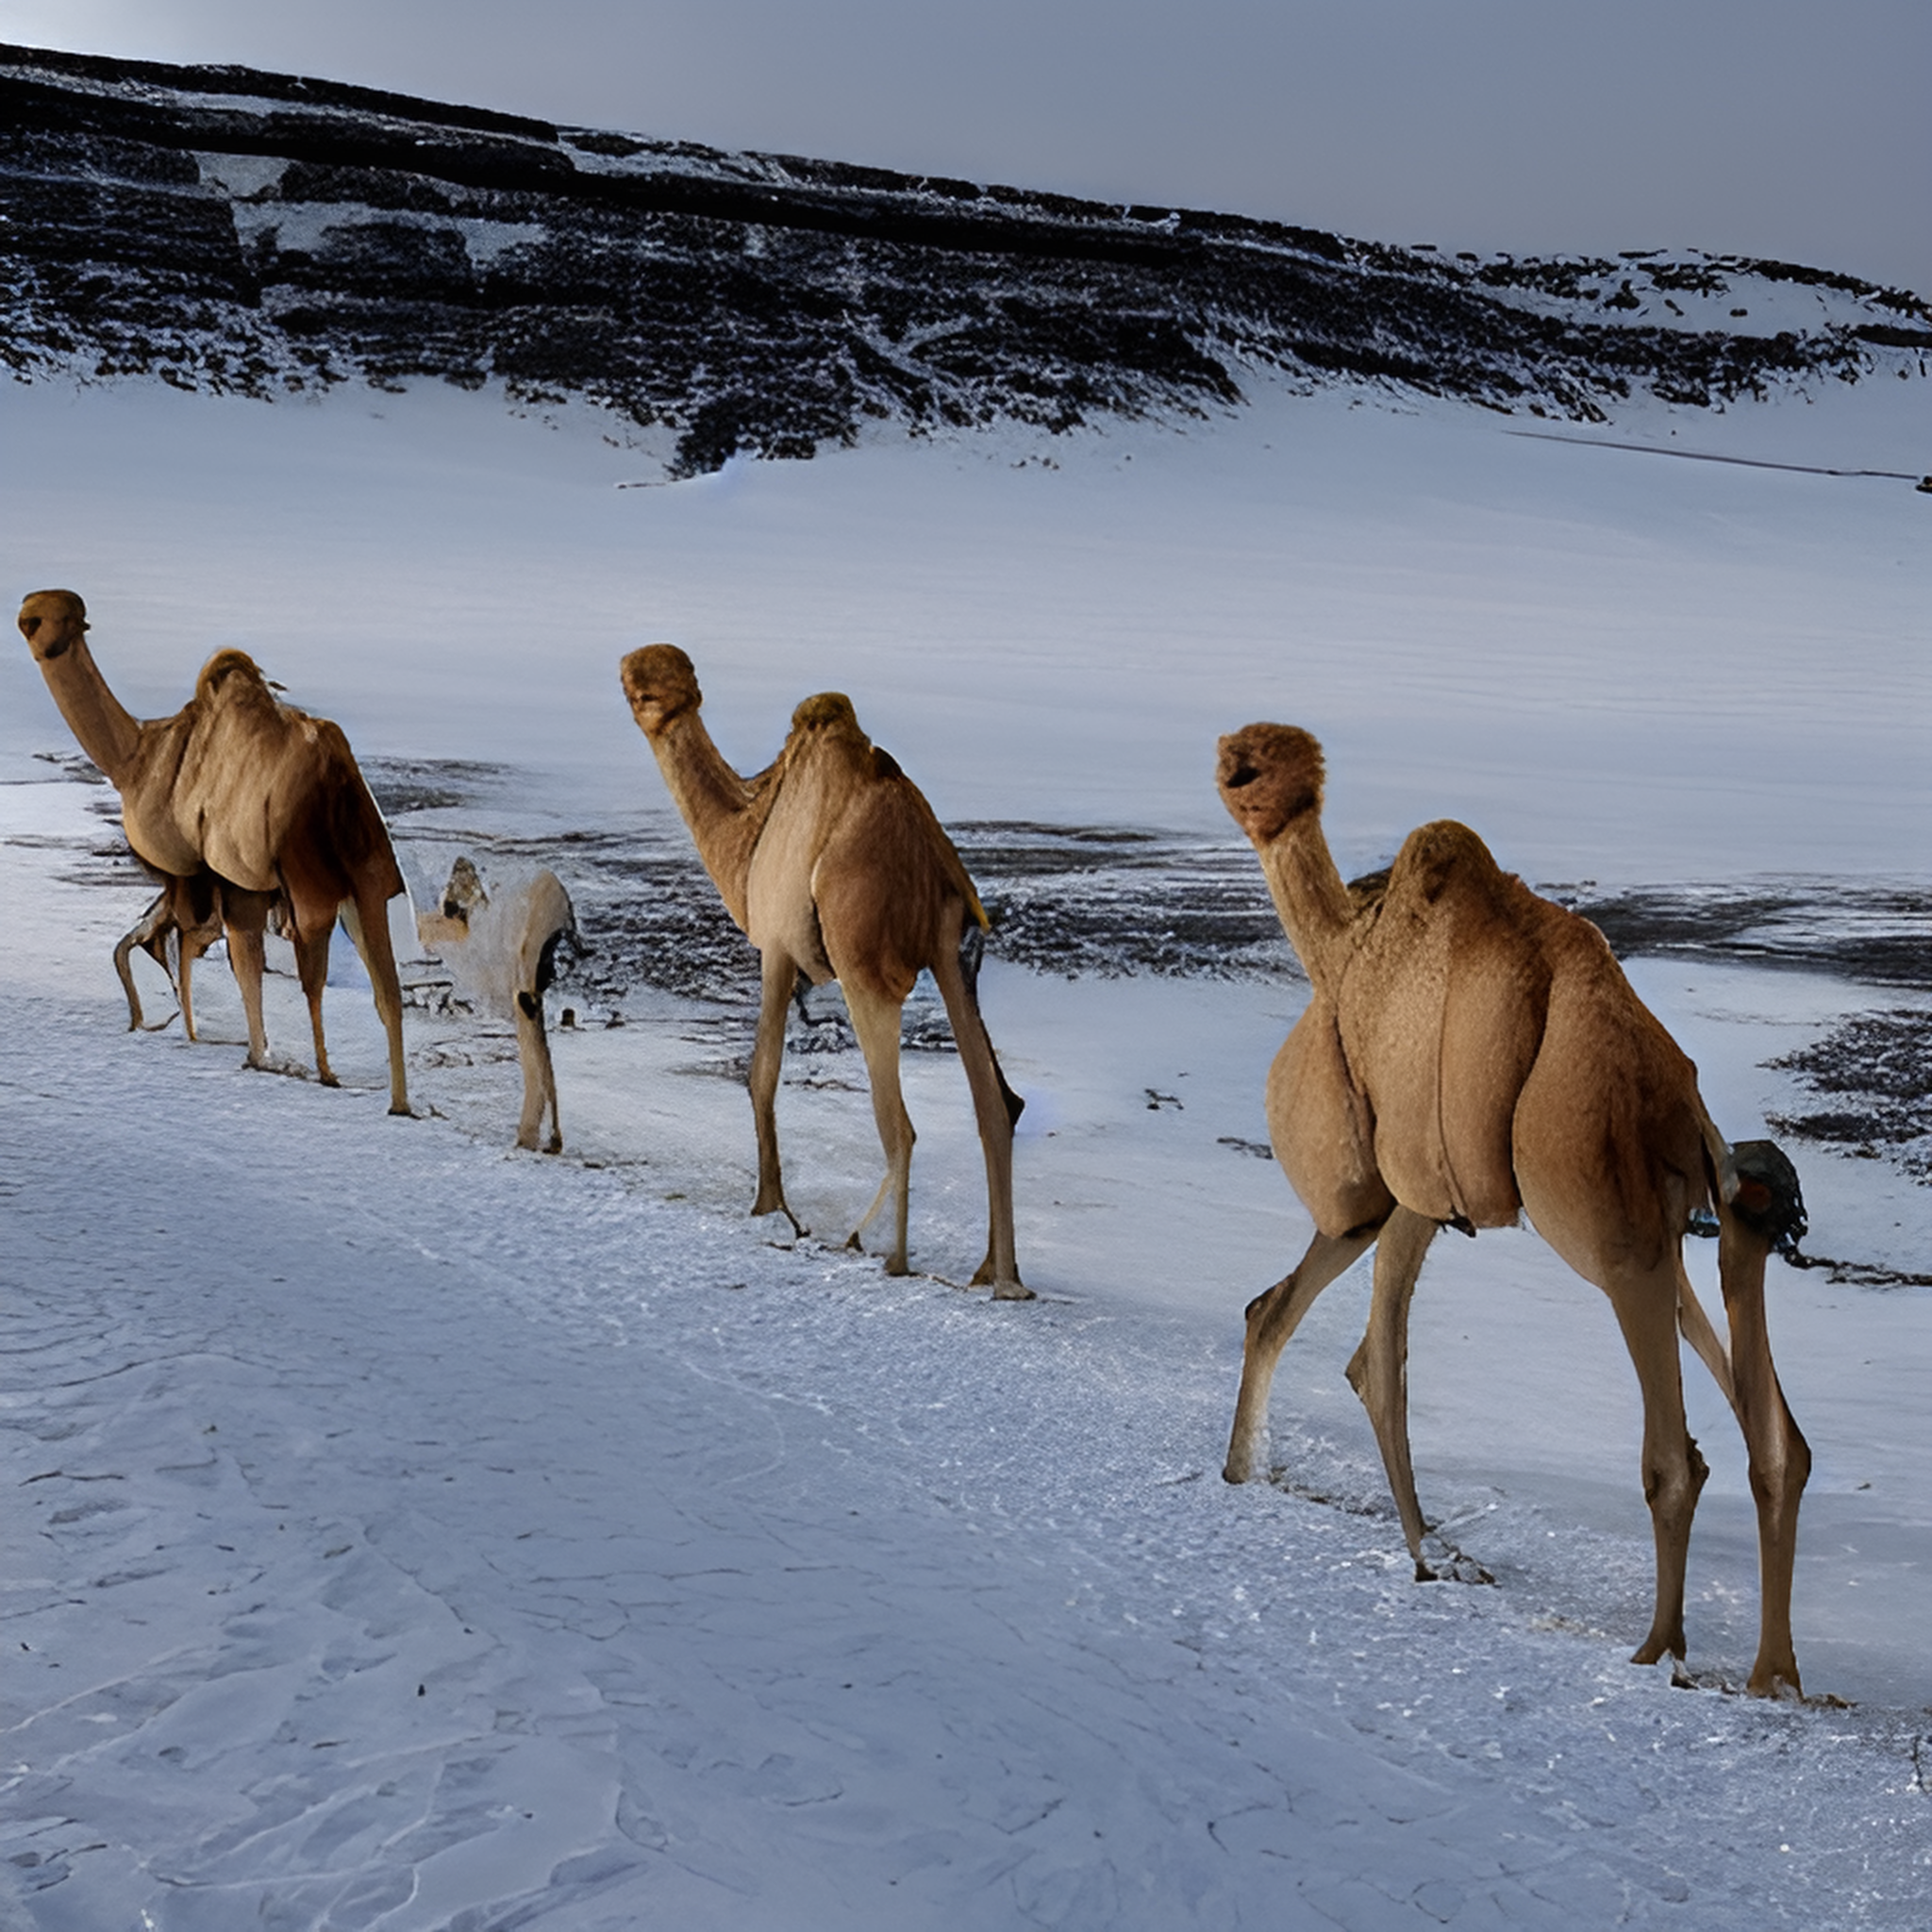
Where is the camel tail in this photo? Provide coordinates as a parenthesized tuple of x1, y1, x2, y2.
(950, 921, 1024, 1126)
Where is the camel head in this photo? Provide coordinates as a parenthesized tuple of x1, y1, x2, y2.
(620, 644, 704, 739)
(17, 589, 88, 663)
(1217, 724, 1325, 847)
(440, 855, 487, 924)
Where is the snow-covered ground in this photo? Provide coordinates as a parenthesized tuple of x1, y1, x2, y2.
(4, 366, 1930, 1926)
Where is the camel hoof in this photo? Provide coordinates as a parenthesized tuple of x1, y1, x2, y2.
(516, 1130, 540, 1151)
(544, 1135, 562, 1156)
(751, 1201, 808, 1238)
(972, 1256, 1024, 1291)
(884, 1256, 909, 1277)
(320, 1072, 341, 1089)
(388, 1102, 412, 1118)
(991, 1280, 1035, 1301)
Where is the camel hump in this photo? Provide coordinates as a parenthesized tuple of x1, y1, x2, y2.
(791, 691, 860, 734)
(195, 648, 276, 710)
(1391, 819, 1508, 905)
(1344, 817, 1557, 1225)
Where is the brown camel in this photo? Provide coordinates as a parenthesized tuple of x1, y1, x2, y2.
(621, 644, 1027, 1296)
(1216, 722, 1810, 1697)
(418, 856, 576, 1153)
(18, 590, 410, 1113)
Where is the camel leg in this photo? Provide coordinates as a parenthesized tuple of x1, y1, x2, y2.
(749, 948, 806, 1235)
(1224, 1220, 1383, 1485)
(930, 941, 1028, 1299)
(1605, 1263, 1709, 1673)
(225, 914, 271, 1068)
(1343, 1206, 1440, 1579)
(341, 893, 410, 1115)
(292, 919, 339, 1087)
(176, 927, 198, 1040)
(176, 882, 233, 1043)
(114, 891, 173, 1030)
(842, 980, 916, 1275)
(514, 987, 562, 1153)
(1675, 1267, 1737, 1413)
(1717, 1211, 1811, 1697)
(176, 915, 225, 1043)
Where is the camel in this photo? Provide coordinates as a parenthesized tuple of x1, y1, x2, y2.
(1215, 722, 1811, 1697)
(620, 644, 1027, 1296)
(18, 590, 410, 1113)
(417, 856, 576, 1152)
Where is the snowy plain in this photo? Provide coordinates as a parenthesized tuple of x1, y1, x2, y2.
(3, 364, 1930, 1928)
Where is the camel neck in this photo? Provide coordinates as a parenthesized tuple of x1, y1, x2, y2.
(38, 636, 142, 781)
(652, 710, 761, 925)
(1257, 819, 1356, 994)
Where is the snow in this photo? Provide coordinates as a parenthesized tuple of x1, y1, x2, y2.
(3, 372, 1926, 882)
(4, 366, 1931, 1926)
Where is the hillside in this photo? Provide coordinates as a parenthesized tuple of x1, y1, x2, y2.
(4, 40, 1928, 475)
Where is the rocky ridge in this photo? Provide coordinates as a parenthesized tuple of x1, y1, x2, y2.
(5, 41, 1928, 474)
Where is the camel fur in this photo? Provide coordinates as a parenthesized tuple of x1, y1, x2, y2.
(18, 590, 410, 1112)
(621, 644, 1027, 1297)
(1217, 721, 1810, 1697)
(417, 857, 576, 1153)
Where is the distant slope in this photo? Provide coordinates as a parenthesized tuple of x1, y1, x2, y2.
(4, 41, 1927, 474)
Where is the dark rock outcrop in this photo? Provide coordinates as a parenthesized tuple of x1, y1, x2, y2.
(4, 42, 1924, 473)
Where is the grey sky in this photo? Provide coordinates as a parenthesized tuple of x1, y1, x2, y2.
(4, 1, 1925, 296)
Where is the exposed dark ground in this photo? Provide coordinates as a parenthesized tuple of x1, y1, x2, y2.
(18, 750, 1930, 1196)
